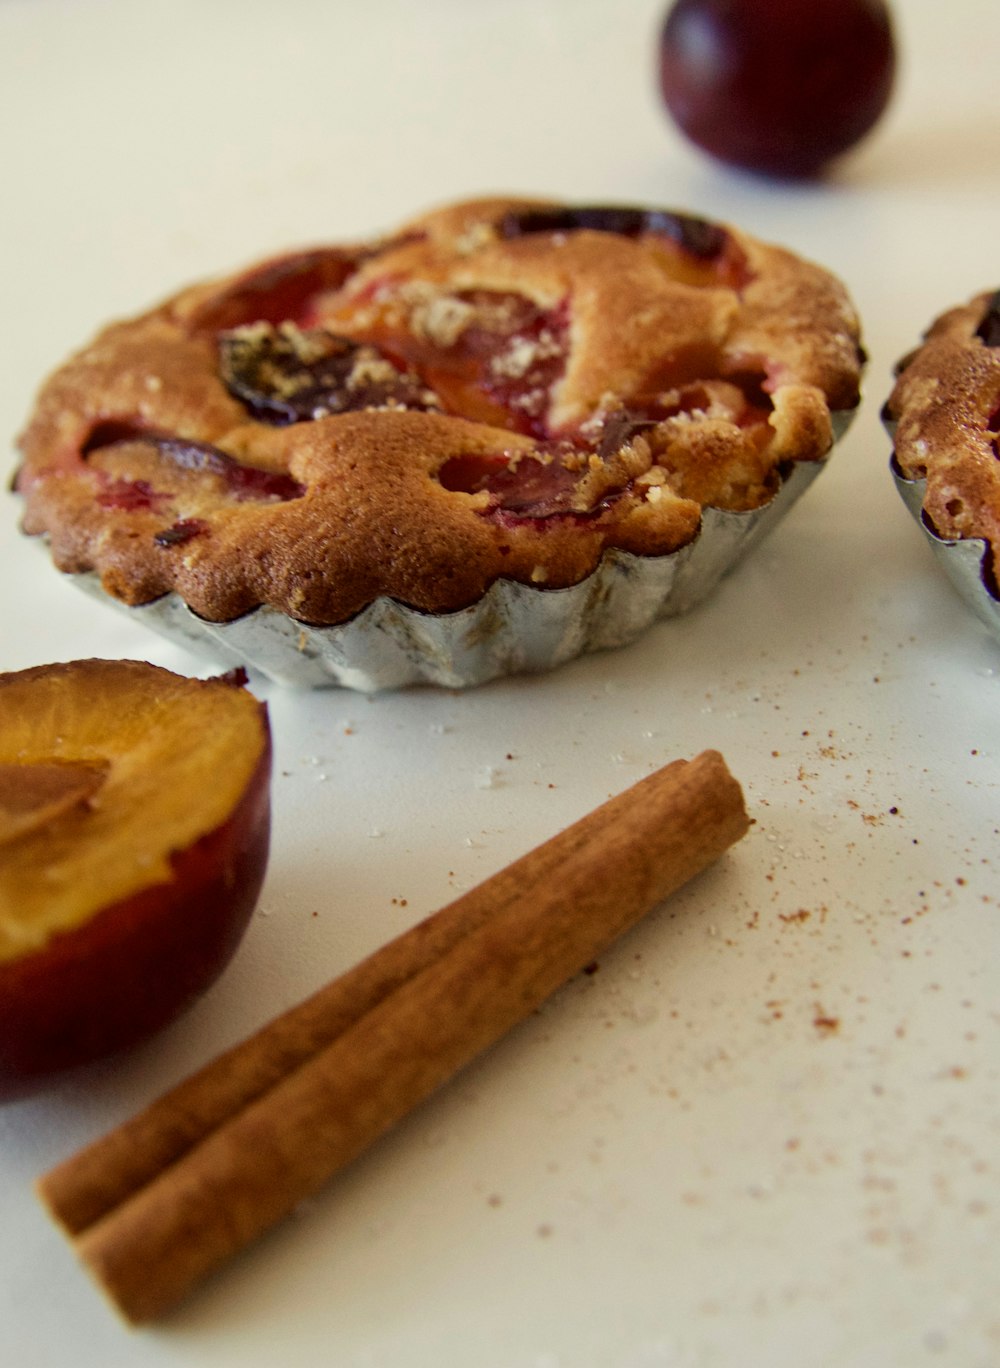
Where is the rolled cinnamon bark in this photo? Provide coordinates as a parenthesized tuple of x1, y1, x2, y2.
(37, 750, 748, 1324)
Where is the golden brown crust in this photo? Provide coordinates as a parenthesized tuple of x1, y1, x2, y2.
(15, 197, 863, 625)
(885, 290, 1000, 582)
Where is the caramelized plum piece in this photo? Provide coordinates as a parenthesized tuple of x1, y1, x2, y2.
(84, 424, 305, 503)
(184, 248, 359, 333)
(466, 297, 569, 438)
(84, 425, 302, 546)
(438, 372, 778, 527)
(594, 409, 659, 461)
(440, 447, 589, 519)
(95, 478, 167, 512)
(658, 0, 897, 178)
(391, 291, 570, 438)
(150, 437, 305, 501)
(152, 518, 210, 548)
(439, 421, 650, 522)
(499, 205, 749, 289)
(219, 323, 438, 425)
(975, 291, 1000, 348)
(500, 204, 727, 260)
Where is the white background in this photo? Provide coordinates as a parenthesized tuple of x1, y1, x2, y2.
(1, 2, 998, 1365)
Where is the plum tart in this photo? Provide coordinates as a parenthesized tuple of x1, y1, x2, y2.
(14, 196, 864, 688)
(885, 289, 1000, 639)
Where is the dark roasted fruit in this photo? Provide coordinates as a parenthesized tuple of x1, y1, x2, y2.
(83, 425, 306, 503)
(438, 446, 595, 519)
(975, 291, 1000, 348)
(219, 323, 438, 425)
(500, 204, 728, 260)
(183, 248, 358, 333)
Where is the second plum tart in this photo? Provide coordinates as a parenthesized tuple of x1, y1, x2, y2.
(885, 288, 1000, 640)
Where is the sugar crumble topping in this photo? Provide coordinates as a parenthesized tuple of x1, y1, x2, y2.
(411, 294, 477, 348)
(489, 329, 562, 381)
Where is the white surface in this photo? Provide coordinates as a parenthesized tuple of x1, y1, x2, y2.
(1, 2, 998, 1364)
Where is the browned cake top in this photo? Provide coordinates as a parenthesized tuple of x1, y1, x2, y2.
(15, 197, 863, 625)
(886, 289, 1000, 584)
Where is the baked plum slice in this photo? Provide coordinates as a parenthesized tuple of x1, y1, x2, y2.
(219, 323, 439, 425)
(439, 375, 777, 524)
(975, 290, 1000, 348)
(71, 424, 304, 551)
(436, 294, 569, 438)
(347, 289, 572, 438)
(498, 204, 749, 288)
(0, 660, 271, 1098)
(182, 248, 360, 334)
(439, 424, 651, 523)
(439, 447, 590, 519)
(499, 204, 727, 258)
(79, 423, 305, 547)
(84, 423, 304, 501)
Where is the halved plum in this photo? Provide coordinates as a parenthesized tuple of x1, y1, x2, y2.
(0, 660, 271, 1098)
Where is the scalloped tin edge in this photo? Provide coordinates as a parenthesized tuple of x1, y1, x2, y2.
(44, 410, 857, 690)
(56, 459, 822, 690)
(889, 453, 1000, 643)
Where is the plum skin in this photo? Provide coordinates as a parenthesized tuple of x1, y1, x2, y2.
(0, 734, 271, 1100)
(658, 0, 897, 178)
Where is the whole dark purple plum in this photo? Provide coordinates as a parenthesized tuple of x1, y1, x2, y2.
(658, 0, 897, 178)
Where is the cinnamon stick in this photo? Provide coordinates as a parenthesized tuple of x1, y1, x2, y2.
(37, 750, 748, 1325)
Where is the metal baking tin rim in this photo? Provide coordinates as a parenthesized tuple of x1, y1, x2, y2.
(38, 408, 859, 691)
(888, 450, 1000, 642)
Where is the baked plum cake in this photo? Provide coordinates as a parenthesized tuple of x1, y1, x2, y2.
(14, 196, 864, 687)
(885, 289, 1000, 637)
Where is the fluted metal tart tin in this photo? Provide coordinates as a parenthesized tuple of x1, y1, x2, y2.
(889, 451, 1000, 644)
(54, 415, 854, 690)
